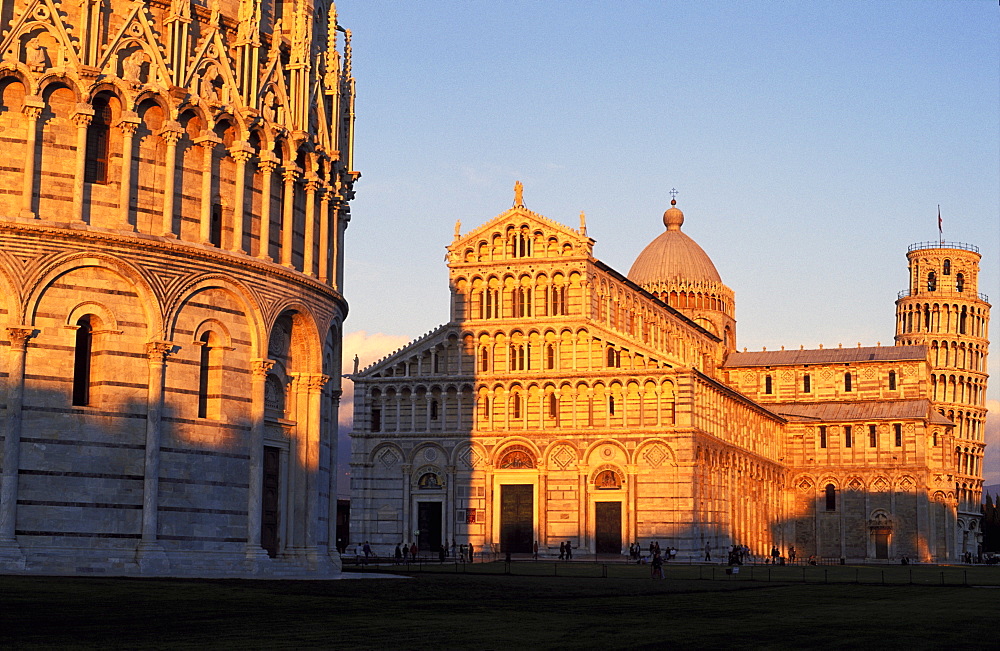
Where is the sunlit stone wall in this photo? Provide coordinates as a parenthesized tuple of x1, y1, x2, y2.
(0, 0, 357, 576)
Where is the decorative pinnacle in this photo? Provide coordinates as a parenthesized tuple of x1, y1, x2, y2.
(669, 187, 678, 204)
(514, 180, 524, 207)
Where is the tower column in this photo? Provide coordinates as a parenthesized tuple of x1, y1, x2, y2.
(158, 123, 182, 236)
(0, 327, 35, 568)
(117, 114, 140, 229)
(70, 106, 94, 223)
(229, 143, 254, 253)
(136, 341, 172, 572)
(257, 155, 279, 259)
(246, 358, 274, 565)
(20, 99, 43, 218)
(281, 166, 301, 267)
(303, 178, 320, 276)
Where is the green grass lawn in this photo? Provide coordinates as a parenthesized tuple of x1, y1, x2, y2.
(1, 564, 997, 649)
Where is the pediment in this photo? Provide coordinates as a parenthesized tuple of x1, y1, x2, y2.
(448, 205, 594, 264)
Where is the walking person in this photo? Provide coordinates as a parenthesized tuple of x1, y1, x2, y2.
(559, 541, 566, 560)
(704, 542, 711, 562)
(651, 551, 664, 580)
(565, 541, 573, 560)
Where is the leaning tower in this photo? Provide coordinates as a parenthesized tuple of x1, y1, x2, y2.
(0, 0, 356, 576)
(895, 240, 990, 553)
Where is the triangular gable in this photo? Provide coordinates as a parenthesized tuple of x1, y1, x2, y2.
(450, 205, 594, 256)
(180, 26, 242, 110)
(1, 0, 83, 71)
(97, 1, 173, 88)
(255, 48, 293, 127)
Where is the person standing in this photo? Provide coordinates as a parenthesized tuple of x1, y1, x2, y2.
(566, 541, 573, 560)
(704, 542, 711, 562)
(559, 541, 566, 560)
(410, 542, 418, 561)
(533, 540, 539, 560)
(468, 542, 474, 563)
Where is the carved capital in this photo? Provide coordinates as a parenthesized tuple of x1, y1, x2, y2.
(258, 159, 279, 174)
(22, 105, 43, 121)
(304, 178, 321, 193)
(251, 358, 276, 378)
(306, 373, 330, 392)
(145, 340, 173, 362)
(6, 327, 37, 351)
(118, 118, 140, 136)
(158, 124, 183, 145)
(282, 167, 301, 184)
(72, 104, 95, 128)
(194, 134, 222, 149)
(230, 143, 254, 164)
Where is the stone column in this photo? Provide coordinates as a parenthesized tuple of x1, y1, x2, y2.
(401, 464, 412, 545)
(246, 358, 274, 566)
(70, 105, 94, 223)
(280, 166, 301, 267)
(117, 113, 140, 228)
(195, 135, 221, 244)
(317, 184, 332, 283)
(445, 465, 456, 553)
(158, 123, 182, 236)
(327, 389, 343, 569)
(229, 143, 254, 254)
(257, 155, 278, 260)
(20, 98, 44, 218)
(303, 374, 329, 567)
(302, 178, 319, 276)
(0, 327, 35, 568)
(136, 340, 173, 573)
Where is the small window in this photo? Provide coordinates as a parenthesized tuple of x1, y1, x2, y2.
(943, 259, 951, 275)
(545, 343, 556, 370)
(825, 484, 836, 511)
(894, 423, 902, 447)
(430, 399, 438, 421)
(609, 396, 616, 416)
(844, 425, 852, 448)
(371, 408, 382, 432)
(869, 424, 877, 448)
(764, 374, 773, 395)
(606, 347, 620, 368)
(480, 347, 489, 372)
(548, 393, 558, 418)
(84, 97, 112, 184)
(933, 431, 938, 447)
(927, 272, 937, 291)
(72, 315, 95, 406)
(209, 203, 223, 247)
(956, 273, 964, 293)
(819, 426, 827, 449)
(511, 393, 522, 419)
(803, 374, 811, 393)
(844, 372, 852, 392)
(888, 370, 897, 391)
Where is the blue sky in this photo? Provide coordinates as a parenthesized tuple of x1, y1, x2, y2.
(335, 1, 1000, 486)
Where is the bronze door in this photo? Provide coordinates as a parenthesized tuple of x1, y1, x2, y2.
(500, 484, 533, 553)
(417, 502, 442, 551)
(595, 502, 622, 554)
(261, 446, 280, 557)
(874, 531, 889, 559)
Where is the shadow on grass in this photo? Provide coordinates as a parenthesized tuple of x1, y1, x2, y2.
(0, 566, 996, 649)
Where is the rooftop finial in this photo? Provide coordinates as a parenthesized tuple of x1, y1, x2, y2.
(514, 180, 524, 207)
(669, 187, 678, 205)
(454, 220, 462, 240)
(579, 210, 587, 236)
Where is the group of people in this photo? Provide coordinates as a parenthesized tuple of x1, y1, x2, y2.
(558, 541, 574, 560)
(392, 542, 420, 564)
(628, 541, 676, 564)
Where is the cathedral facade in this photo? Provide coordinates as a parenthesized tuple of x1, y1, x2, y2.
(349, 189, 989, 563)
(0, 0, 356, 576)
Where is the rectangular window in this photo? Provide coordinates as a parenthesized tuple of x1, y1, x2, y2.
(765, 375, 773, 395)
(803, 374, 811, 393)
(894, 423, 902, 447)
(844, 372, 852, 392)
(371, 408, 381, 432)
(466, 509, 478, 524)
(819, 426, 827, 449)
(844, 425, 852, 448)
(888, 371, 897, 391)
(869, 424, 877, 448)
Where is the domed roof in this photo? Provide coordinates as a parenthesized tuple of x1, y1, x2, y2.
(627, 200, 723, 286)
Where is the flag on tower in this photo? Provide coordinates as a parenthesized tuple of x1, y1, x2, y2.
(937, 205, 942, 241)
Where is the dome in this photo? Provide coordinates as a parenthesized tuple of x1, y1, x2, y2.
(627, 200, 723, 286)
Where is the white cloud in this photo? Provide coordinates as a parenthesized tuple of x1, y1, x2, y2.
(338, 330, 411, 428)
(983, 400, 1000, 489)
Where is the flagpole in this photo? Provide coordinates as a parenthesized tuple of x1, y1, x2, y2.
(937, 205, 942, 246)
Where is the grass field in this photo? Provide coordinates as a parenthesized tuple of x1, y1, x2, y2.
(2, 563, 997, 649)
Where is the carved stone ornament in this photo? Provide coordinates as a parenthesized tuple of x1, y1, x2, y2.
(6, 327, 37, 350)
(145, 340, 173, 361)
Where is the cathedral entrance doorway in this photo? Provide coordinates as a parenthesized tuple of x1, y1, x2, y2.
(873, 531, 890, 559)
(261, 446, 281, 557)
(595, 502, 622, 554)
(500, 484, 533, 553)
(417, 502, 442, 551)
